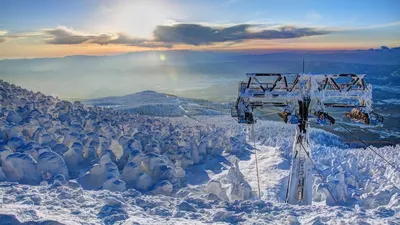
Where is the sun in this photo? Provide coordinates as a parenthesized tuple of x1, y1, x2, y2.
(96, 0, 177, 38)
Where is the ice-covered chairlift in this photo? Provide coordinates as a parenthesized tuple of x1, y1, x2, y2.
(232, 72, 383, 205)
(233, 73, 382, 126)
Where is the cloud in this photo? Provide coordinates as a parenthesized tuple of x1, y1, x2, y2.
(0, 30, 7, 43)
(90, 33, 114, 45)
(107, 33, 172, 48)
(1, 23, 330, 47)
(0, 30, 43, 44)
(153, 23, 330, 45)
(44, 26, 91, 44)
(42, 26, 170, 48)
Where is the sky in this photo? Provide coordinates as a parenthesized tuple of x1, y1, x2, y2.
(0, 0, 399, 58)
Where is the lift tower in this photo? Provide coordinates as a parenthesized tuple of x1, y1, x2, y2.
(232, 73, 382, 205)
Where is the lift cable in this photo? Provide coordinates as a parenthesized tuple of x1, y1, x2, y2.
(250, 123, 262, 199)
(338, 122, 400, 174)
(298, 141, 338, 204)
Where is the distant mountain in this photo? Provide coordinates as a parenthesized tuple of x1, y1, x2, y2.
(84, 90, 230, 117)
(1, 46, 400, 65)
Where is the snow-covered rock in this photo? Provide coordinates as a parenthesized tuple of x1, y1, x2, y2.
(152, 180, 173, 195)
(136, 173, 154, 191)
(2, 153, 41, 184)
(7, 136, 26, 151)
(6, 110, 22, 124)
(0, 146, 13, 165)
(37, 151, 69, 181)
(77, 152, 123, 191)
(103, 176, 126, 192)
(63, 142, 85, 173)
(205, 180, 229, 201)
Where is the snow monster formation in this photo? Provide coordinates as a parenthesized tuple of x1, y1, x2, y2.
(206, 160, 252, 201)
(0, 80, 249, 199)
(1, 79, 398, 211)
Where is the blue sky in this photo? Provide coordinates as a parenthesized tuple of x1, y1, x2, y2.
(0, 0, 399, 58)
(2, 0, 399, 29)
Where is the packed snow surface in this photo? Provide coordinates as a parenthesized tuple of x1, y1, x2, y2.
(0, 80, 399, 224)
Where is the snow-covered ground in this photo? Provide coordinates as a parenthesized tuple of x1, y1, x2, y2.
(0, 80, 399, 224)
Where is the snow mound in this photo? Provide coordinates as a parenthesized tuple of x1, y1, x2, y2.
(37, 151, 69, 181)
(206, 160, 252, 201)
(2, 153, 41, 184)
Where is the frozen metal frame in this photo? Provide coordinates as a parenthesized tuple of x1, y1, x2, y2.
(237, 73, 371, 109)
(232, 73, 377, 205)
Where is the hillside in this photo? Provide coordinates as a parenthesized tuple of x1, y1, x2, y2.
(0, 80, 399, 224)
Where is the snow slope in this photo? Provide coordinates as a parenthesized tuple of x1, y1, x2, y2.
(0, 80, 399, 224)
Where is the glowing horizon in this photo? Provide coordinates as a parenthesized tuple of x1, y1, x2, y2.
(0, 0, 399, 59)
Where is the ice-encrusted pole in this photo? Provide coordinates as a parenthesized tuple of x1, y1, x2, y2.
(251, 123, 261, 199)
